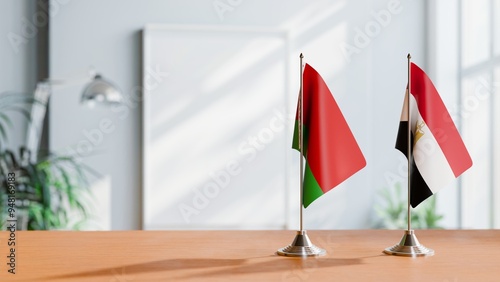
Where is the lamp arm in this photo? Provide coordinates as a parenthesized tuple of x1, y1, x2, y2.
(25, 68, 120, 160)
(42, 67, 97, 89)
(25, 82, 51, 162)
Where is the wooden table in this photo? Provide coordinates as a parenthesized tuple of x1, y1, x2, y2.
(0, 230, 499, 281)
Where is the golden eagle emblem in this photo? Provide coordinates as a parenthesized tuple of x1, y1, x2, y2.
(414, 120, 425, 144)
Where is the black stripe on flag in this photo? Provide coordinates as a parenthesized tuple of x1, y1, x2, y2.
(395, 121, 433, 208)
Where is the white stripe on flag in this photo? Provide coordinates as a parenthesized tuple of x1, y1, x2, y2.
(410, 95, 456, 193)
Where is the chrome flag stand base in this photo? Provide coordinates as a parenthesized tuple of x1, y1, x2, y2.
(384, 230, 434, 257)
(277, 230, 326, 257)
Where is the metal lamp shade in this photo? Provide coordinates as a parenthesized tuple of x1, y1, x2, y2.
(81, 74, 122, 106)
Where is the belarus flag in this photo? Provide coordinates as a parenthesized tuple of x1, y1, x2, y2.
(293, 64, 366, 208)
(396, 63, 473, 208)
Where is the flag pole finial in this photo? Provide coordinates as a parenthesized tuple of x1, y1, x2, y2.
(407, 53, 411, 60)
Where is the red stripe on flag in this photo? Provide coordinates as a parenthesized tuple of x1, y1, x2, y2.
(300, 64, 366, 192)
(410, 63, 472, 177)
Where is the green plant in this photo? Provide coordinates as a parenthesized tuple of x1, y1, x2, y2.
(373, 182, 444, 229)
(0, 148, 95, 230)
(0, 92, 95, 230)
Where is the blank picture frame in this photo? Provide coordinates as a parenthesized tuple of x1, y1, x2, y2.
(142, 24, 291, 229)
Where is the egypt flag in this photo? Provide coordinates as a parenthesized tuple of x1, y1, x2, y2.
(396, 63, 473, 208)
(293, 64, 366, 208)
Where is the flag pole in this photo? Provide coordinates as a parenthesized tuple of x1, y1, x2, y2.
(383, 53, 434, 257)
(277, 53, 325, 257)
(406, 53, 412, 232)
(299, 53, 304, 232)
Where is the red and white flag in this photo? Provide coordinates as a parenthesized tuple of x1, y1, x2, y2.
(396, 63, 473, 207)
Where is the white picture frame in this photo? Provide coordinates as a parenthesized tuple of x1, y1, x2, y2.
(142, 24, 292, 230)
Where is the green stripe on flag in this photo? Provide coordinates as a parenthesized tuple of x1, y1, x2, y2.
(293, 121, 322, 207)
(303, 163, 324, 208)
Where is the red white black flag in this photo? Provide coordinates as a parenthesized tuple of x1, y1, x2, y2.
(396, 63, 473, 208)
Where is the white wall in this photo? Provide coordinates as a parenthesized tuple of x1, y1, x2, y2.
(0, 0, 37, 150)
(49, 0, 426, 230)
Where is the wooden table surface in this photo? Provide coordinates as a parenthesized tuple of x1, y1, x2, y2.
(0, 229, 499, 281)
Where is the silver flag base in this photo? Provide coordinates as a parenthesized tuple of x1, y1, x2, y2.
(384, 230, 434, 257)
(277, 230, 326, 257)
